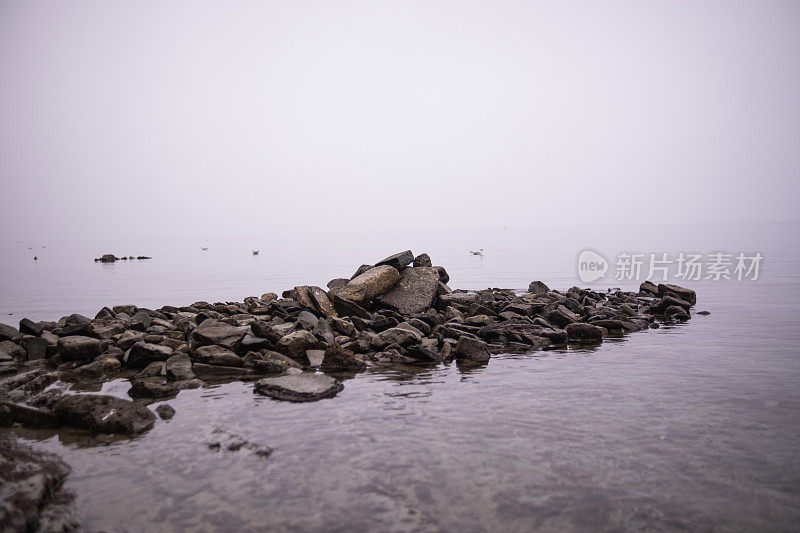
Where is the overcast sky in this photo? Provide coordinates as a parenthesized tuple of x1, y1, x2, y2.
(1, 1, 798, 241)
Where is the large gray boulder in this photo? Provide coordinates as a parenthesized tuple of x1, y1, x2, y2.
(254, 373, 343, 402)
(329, 265, 400, 304)
(189, 319, 247, 350)
(56, 336, 101, 362)
(376, 266, 439, 315)
(53, 394, 156, 434)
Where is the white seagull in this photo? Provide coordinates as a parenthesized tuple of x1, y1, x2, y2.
(470, 248, 484, 256)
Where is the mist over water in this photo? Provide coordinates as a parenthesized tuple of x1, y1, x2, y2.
(1, 0, 799, 530)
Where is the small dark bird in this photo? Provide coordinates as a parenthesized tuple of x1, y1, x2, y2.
(34, 256, 38, 261)
(252, 250, 259, 255)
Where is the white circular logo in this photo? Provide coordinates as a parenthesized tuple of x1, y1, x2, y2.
(577, 249, 608, 283)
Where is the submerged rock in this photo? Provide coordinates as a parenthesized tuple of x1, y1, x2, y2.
(155, 404, 176, 420)
(0, 433, 79, 532)
(53, 394, 156, 434)
(254, 373, 344, 402)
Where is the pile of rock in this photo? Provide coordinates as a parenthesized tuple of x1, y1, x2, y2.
(93, 254, 152, 262)
(1, 249, 699, 432)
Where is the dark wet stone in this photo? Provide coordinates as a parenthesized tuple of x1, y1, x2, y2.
(639, 280, 659, 295)
(320, 345, 366, 371)
(371, 327, 422, 349)
(53, 393, 156, 434)
(407, 338, 444, 363)
(651, 295, 692, 314)
(192, 363, 252, 378)
(590, 319, 626, 331)
(453, 336, 490, 363)
(57, 335, 101, 362)
(309, 286, 337, 318)
(59, 322, 94, 337)
(64, 313, 91, 326)
(165, 353, 195, 381)
(546, 306, 579, 328)
(254, 373, 343, 402)
(565, 323, 604, 343)
(434, 265, 450, 284)
(326, 278, 349, 290)
(112, 304, 138, 315)
(250, 351, 301, 374)
(296, 310, 319, 331)
(128, 378, 175, 399)
(330, 294, 371, 320)
(0, 323, 23, 343)
(413, 253, 432, 267)
(0, 400, 58, 428)
(0, 340, 26, 360)
(193, 345, 243, 367)
(664, 306, 691, 321)
(130, 311, 153, 331)
(276, 330, 322, 361)
(125, 341, 173, 369)
(21, 336, 47, 360)
(657, 283, 696, 306)
(19, 318, 43, 336)
(528, 280, 550, 294)
(189, 319, 247, 351)
(375, 250, 414, 270)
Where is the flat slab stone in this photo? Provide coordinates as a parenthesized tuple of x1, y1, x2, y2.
(254, 373, 343, 402)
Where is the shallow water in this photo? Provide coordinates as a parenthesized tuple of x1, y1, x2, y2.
(3, 222, 800, 531)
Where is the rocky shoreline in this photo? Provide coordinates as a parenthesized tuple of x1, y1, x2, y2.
(0, 249, 699, 530)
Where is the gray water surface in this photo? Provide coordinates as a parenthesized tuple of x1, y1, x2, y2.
(3, 222, 799, 532)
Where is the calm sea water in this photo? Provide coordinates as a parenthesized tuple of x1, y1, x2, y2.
(2, 222, 799, 532)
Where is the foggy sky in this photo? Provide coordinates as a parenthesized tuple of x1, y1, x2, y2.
(1, 1, 798, 241)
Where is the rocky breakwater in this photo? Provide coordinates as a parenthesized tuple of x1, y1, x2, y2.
(1, 250, 701, 414)
(0, 250, 701, 522)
